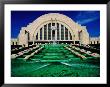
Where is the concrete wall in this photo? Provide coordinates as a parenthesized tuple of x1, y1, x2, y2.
(18, 27, 28, 47)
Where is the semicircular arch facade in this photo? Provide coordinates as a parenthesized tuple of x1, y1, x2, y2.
(18, 13, 90, 46)
(26, 13, 81, 41)
(32, 20, 75, 41)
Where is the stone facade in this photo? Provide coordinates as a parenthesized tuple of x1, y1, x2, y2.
(11, 13, 100, 47)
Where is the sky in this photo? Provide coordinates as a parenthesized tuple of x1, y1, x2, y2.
(11, 11, 100, 38)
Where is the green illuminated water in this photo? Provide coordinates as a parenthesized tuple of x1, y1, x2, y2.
(30, 44, 75, 61)
(11, 44, 100, 77)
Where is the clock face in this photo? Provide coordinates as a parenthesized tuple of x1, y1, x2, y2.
(51, 26, 57, 30)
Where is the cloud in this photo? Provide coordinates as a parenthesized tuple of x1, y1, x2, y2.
(77, 17, 98, 24)
(75, 11, 100, 25)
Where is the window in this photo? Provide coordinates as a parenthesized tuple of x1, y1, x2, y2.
(52, 23, 55, 26)
(65, 27, 68, 40)
(97, 41, 99, 44)
(61, 25, 64, 40)
(48, 23, 51, 40)
(91, 41, 92, 44)
(69, 32, 72, 40)
(36, 33, 38, 40)
(52, 30, 55, 40)
(44, 25, 47, 40)
(57, 23, 59, 40)
(94, 41, 95, 44)
(40, 28, 42, 40)
(13, 42, 14, 45)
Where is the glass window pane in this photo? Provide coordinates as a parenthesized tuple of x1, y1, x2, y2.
(40, 28, 42, 40)
(65, 27, 68, 40)
(52, 23, 55, 26)
(44, 25, 47, 40)
(57, 23, 59, 40)
(61, 25, 64, 40)
(36, 33, 38, 40)
(69, 31, 72, 40)
(48, 23, 51, 40)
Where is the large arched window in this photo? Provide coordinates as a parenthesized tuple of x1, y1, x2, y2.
(35, 22, 72, 41)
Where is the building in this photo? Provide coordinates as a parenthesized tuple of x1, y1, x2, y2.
(11, 13, 100, 47)
(90, 37, 100, 44)
(11, 38, 18, 45)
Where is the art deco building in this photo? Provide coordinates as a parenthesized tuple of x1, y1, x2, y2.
(11, 13, 100, 47)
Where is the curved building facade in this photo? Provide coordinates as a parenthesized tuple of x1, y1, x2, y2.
(13, 13, 99, 47)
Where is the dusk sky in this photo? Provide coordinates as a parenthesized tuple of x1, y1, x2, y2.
(11, 11, 100, 38)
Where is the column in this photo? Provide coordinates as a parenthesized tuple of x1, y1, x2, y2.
(51, 23, 52, 40)
(68, 30, 70, 40)
(38, 30, 40, 40)
(32, 36, 35, 45)
(55, 23, 57, 40)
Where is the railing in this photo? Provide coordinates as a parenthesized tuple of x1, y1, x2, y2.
(24, 47, 44, 60)
(64, 46, 86, 59)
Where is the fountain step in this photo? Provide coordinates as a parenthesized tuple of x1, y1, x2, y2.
(42, 55, 65, 59)
(44, 53, 63, 56)
(36, 59, 69, 62)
